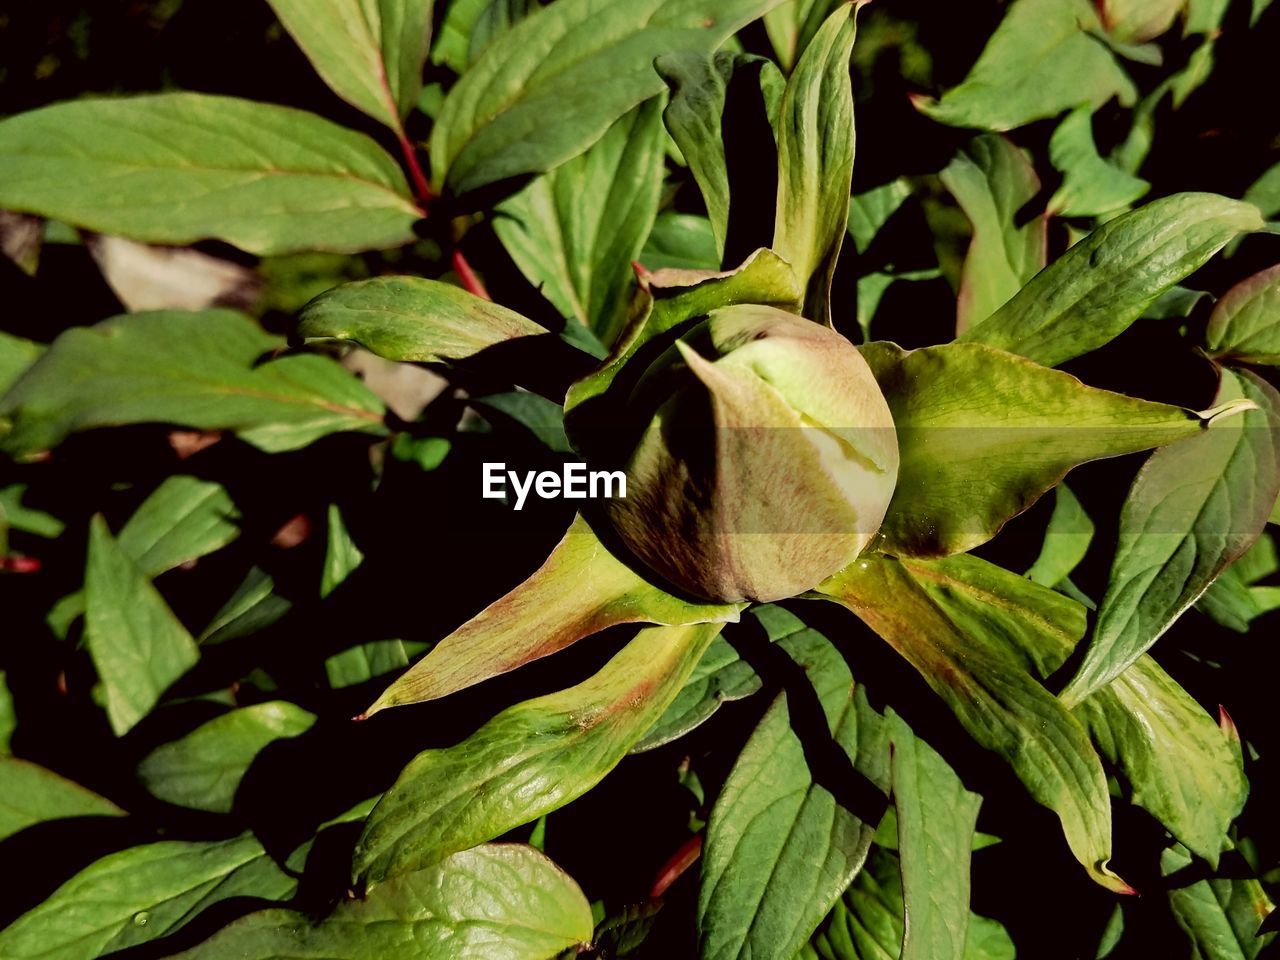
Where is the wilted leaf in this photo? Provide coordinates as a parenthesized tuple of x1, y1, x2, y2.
(0, 756, 124, 841)
(264, 0, 433, 133)
(495, 99, 664, 343)
(1, 310, 386, 457)
(84, 516, 200, 736)
(1063, 369, 1280, 703)
(355, 622, 722, 884)
(137, 701, 317, 813)
(85, 235, 262, 313)
(939, 135, 1046, 333)
(816, 554, 1128, 893)
(1205, 264, 1280, 364)
(773, 2, 860, 324)
(959, 193, 1263, 366)
(0, 95, 421, 255)
(0, 209, 42, 276)
(861, 341, 1218, 557)
(365, 514, 740, 713)
(0, 835, 297, 960)
(698, 629, 889, 960)
(429, 0, 786, 195)
(915, 0, 1135, 131)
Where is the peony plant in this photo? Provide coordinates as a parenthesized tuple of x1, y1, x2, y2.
(1, 0, 1278, 958)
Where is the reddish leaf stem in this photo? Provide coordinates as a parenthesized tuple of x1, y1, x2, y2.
(398, 133, 433, 213)
(649, 834, 702, 899)
(452, 249, 492, 301)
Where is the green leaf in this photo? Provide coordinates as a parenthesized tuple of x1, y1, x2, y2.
(1100, 0, 1184, 43)
(472, 391, 572, 453)
(1241, 162, 1280, 222)
(773, 2, 860, 325)
(0, 330, 43, 397)
(658, 50, 784, 257)
(0, 94, 420, 255)
(847, 179, 914, 255)
(1026, 484, 1095, 587)
(365, 514, 740, 712)
(816, 554, 1129, 893)
(264, 0, 433, 132)
(915, 0, 1136, 131)
(494, 98, 664, 343)
(431, 0, 488, 71)
(0, 483, 64, 539)
(48, 475, 240, 639)
(698, 629, 889, 960)
(1205, 263, 1280, 364)
(632, 604, 805, 752)
(642, 212, 720, 271)
(1163, 843, 1277, 960)
(860, 341, 1216, 558)
(0, 756, 124, 841)
(887, 711, 981, 960)
(201, 567, 293, 646)
(939, 134, 1046, 333)
(763, 0, 844, 71)
(355, 622, 722, 884)
(0, 835, 297, 960)
(297, 275, 550, 364)
(1074, 657, 1246, 865)
(168, 844, 591, 960)
(84, 515, 200, 736)
(0, 310, 386, 458)
(0, 672, 14, 753)
(563, 248, 802, 444)
(1047, 105, 1150, 218)
(1062, 369, 1280, 704)
(137, 701, 317, 813)
(1197, 534, 1280, 632)
(429, 0, 786, 195)
(322, 503, 365, 598)
(806, 847, 1015, 960)
(958, 193, 1263, 366)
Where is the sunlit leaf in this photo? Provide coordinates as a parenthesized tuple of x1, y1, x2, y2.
(0, 756, 124, 841)
(1163, 843, 1276, 960)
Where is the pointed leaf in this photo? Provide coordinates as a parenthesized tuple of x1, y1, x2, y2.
(816, 554, 1128, 893)
(658, 50, 784, 257)
(763, 0, 844, 71)
(0, 835, 297, 960)
(1163, 843, 1276, 960)
(1063, 369, 1280, 703)
(0, 94, 420, 256)
(861, 341, 1215, 557)
(773, 2, 860, 325)
(959, 194, 1264, 366)
(1047, 105, 1150, 218)
(1026, 484, 1095, 587)
(698, 629, 889, 960)
(1, 310, 386, 457)
(296, 275, 569, 370)
(494, 98, 664, 343)
(356, 622, 722, 884)
(888, 711, 981, 960)
(1075, 657, 1246, 865)
(914, 0, 1135, 131)
(137, 701, 317, 813)
(167, 844, 591, 960)
(1205, 263, 1280, 365)
(939, 134, 1046, 333)
(85, 516, 200, 736)
(264, 0, 433, 132)
(429, 0, 787, 195)
(0, 757, 124, 841)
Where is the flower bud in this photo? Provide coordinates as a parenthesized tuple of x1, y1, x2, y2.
(606, 305, 899, 603)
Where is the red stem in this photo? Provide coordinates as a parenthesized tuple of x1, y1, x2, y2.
(452, 249, 492, 301)
(398, 133, 433, 212)
(649, 834, 702, 899)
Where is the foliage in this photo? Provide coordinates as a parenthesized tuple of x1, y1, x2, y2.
(1, 1, 1279, 959)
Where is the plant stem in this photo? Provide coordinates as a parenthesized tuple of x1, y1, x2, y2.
(452, 249, 492, 300)
(398, 133, 433, 212)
